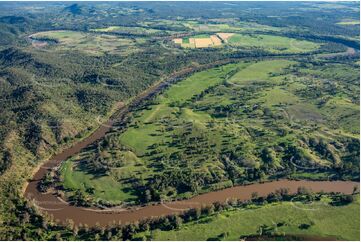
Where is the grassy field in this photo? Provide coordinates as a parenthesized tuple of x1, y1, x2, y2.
(227, 34, 320, 53)
(139, 196, 360, 241)
(60, 155, 138, 203)
(173, 34, 222, 48)
(30, 30, 139, 56)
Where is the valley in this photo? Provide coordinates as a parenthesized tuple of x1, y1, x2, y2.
(0, 1, 359, 241)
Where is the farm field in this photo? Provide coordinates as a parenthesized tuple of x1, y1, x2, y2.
(173, 34, 222, 48)
(173, 33, 320, 53)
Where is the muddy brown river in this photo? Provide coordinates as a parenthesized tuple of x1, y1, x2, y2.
(26, 180, 358, 226)
(24, 57, 359, 227)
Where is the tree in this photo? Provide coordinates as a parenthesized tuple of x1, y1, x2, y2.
(202, 204, 215, 216)
(144, 189, 152, 203)
(106, 231, 112, 240)
(72, 226, 78, 237)
(65, 219, 74, 231)
(55, 232, 62, 241)
(251, 192, 259, 201)
(174, 216, 182, 229)
(168, 214, 182, 229)
(352, 185, 358, 195)
(297, 186, 310, 195)
(122, 224, 136, 240)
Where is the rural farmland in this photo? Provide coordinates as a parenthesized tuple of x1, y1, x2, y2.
(0, 1, 359, 241)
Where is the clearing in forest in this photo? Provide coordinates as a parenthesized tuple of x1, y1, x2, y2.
(30, 30, 140, 56)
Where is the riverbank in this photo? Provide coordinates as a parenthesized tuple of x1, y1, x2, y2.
(26, 179, 359, 226)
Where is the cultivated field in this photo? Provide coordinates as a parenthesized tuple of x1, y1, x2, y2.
(216, 32, 234, 42)
(173, 33, 319, 53)
(173, 34, 222, 48)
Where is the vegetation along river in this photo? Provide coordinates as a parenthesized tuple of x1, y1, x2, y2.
(24, 56, 359, 227)
(26, 179, 358, 227)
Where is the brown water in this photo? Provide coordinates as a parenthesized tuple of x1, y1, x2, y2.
(26, 180, 358, 226)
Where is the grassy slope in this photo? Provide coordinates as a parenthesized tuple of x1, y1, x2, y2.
(60, 157, 138, 202)
(120, 63, 238, 155)
(145, 197, 360, 241)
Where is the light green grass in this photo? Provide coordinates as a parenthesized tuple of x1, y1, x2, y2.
(60, 158, 137, 202)
(119, 122, 168, 156)
(192, 34, 211, 38)
(145, 197, 360, 241)
(162, 65, 235, 104)
(320, 96, 359, 133)
(337, 20, 360, 25)
(257, 87, 300, 107)
(228, 34, 320, 53)
(119, 64, 236, 154)
(228, 60, 294, 84)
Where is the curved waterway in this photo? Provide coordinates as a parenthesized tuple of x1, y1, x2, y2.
(26, 180, 358, 226)
(24, 57, 359, 227)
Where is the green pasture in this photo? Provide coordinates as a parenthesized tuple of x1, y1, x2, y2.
(142, 196, 359, 241)
(60, 156, 138, 203)
(228, 34, 320, 53)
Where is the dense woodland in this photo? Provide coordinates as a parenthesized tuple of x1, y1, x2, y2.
(0, 1, 359, 240)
